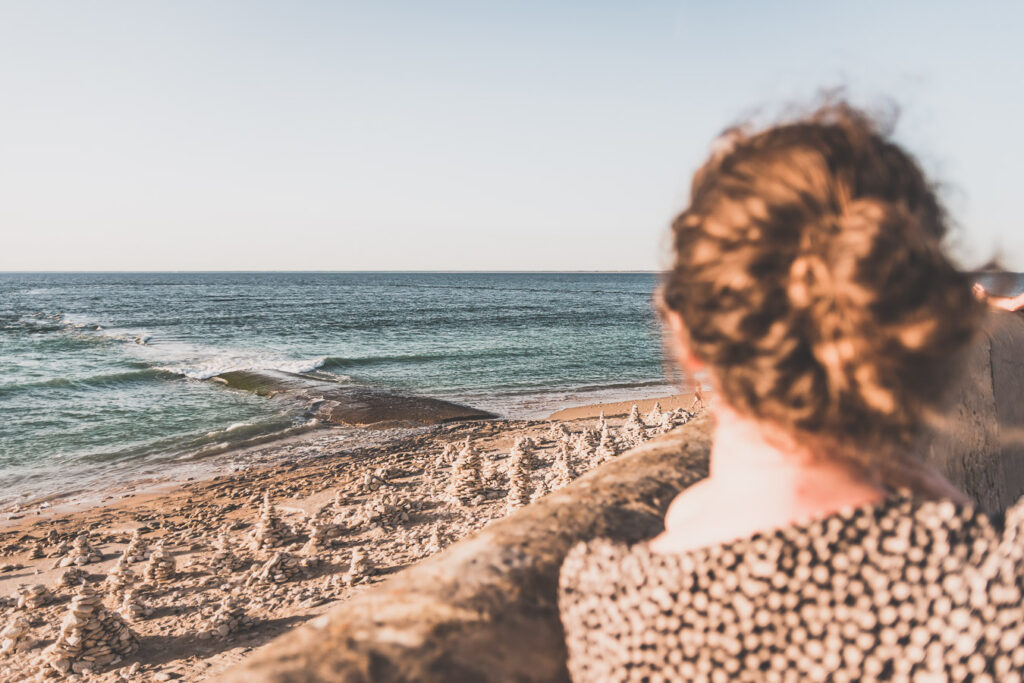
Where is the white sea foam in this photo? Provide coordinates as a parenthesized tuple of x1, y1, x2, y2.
(159, 354, 329, 380)
(52, 312, 333, 381)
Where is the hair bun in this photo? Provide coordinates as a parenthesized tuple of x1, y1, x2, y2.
(664, 104, 983, 446)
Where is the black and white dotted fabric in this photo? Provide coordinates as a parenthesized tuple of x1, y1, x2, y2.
(559, 495, 1024, 682)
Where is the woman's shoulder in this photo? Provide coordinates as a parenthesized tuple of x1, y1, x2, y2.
(561, 492, 1012, 592)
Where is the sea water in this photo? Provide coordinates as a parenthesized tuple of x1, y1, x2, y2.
(0, 272, 673, 506)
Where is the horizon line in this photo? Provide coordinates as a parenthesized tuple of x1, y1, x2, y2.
(0, 269, 665, 274)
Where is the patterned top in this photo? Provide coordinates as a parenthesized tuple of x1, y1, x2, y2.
(559, 494, 1024, 682)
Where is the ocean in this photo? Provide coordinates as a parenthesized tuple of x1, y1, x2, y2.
(0, 272, 674, 507)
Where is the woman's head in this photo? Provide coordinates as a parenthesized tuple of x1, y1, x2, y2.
(662, 103, 983, 449)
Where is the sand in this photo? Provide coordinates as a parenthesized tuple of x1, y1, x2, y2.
(549, 391, 704, 421)
(0, 395, 696, 682)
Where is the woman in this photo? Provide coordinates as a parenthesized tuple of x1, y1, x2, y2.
(559, 104, 1024, 681)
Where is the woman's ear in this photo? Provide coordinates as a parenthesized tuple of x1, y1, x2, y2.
(663, 308, 705, 373)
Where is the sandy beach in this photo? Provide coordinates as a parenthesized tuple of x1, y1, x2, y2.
(0, 392, 699, 682)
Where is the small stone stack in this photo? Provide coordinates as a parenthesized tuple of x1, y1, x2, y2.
(333, 488, 354, 509)
(55, 567, 88, 591)
(250, 491, 289, 551)
(571, 433, 593, 464)
(440, 442, 458, 465)
(117, 589, 152, 622)
(578, 426, 598, 449)
(449, 439, 484, 505)
(645, 402, 664, 426)
(0, 615, 36, 656)
(103, 556, 136, 595)
(28, 540, 45, 560)
(424, 527, 446, 555)
(657, 411, 674, 434)
(300, 517, 333, 558)
(342, 548, 373, 585)
(248, 551, 303, 585)
(15, 583, 52, 610)
(548, 422, 570, 442)
(482, 452, 505, 491)
(208, 531, 247, 572)
(122, 529, 149, 564)
(57, 532, 101, 568)
(506, 439, 534, 513)
(44, 584, 138, 676)
(142, 545, 176, 584)
(620, 404, 647, 448)
(551, 441, 577, 489)
(596, 411, 608, 433)
(205, 595, 252, 638)
(595, 423, 618, 461)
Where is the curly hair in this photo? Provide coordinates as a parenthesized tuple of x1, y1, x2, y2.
(663, 103, 983, 450)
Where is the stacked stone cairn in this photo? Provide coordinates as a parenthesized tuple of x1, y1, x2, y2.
(595, 423, 618, 461)
(300, 517, 333, 559)
(506, 437, 534, 512)
(449, 438, 484, 506)
(55, 567, 88, 591)
(103, 555, 136, 595)
(142, 544, 176, 584)
(28, 540, 45, 560)
(15, 583, 53, 610)
(342, 548, 373, 585)
(117, 589, 152, 622)
(205, 595, 252, 638)
(620, 404, 648, 448)
(440, 442, 458, 465)
(596, 410, 608, 433)
(424, 527, 446, 556)
(209, 530, 247, 573)
(248, 551, 303, 585)
(44, 584, 137, 676)
(548, 422, 570, 443)
(122, 529, 149, 564)
(551, 441, 577, 489)
(578, 426, 598, 449)
(645, 401, 664, 426)
(57, 532, 101, 568)
(571, 433, 593, 464)
(250, 491, 290, 551)
(658, 410, 675, 434)
(482, 452, 505, 491)
(0, 615, 36, 656)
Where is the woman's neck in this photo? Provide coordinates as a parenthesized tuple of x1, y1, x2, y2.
(708, 404, 886, 513)
(649, 401, 887, 554)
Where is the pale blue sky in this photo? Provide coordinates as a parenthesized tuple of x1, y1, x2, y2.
(1, 1, 1022, 271)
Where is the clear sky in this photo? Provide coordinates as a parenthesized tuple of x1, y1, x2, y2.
(1, 1, 1022, 271)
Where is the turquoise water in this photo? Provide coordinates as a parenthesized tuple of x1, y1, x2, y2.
(0, 272, 671, 505)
